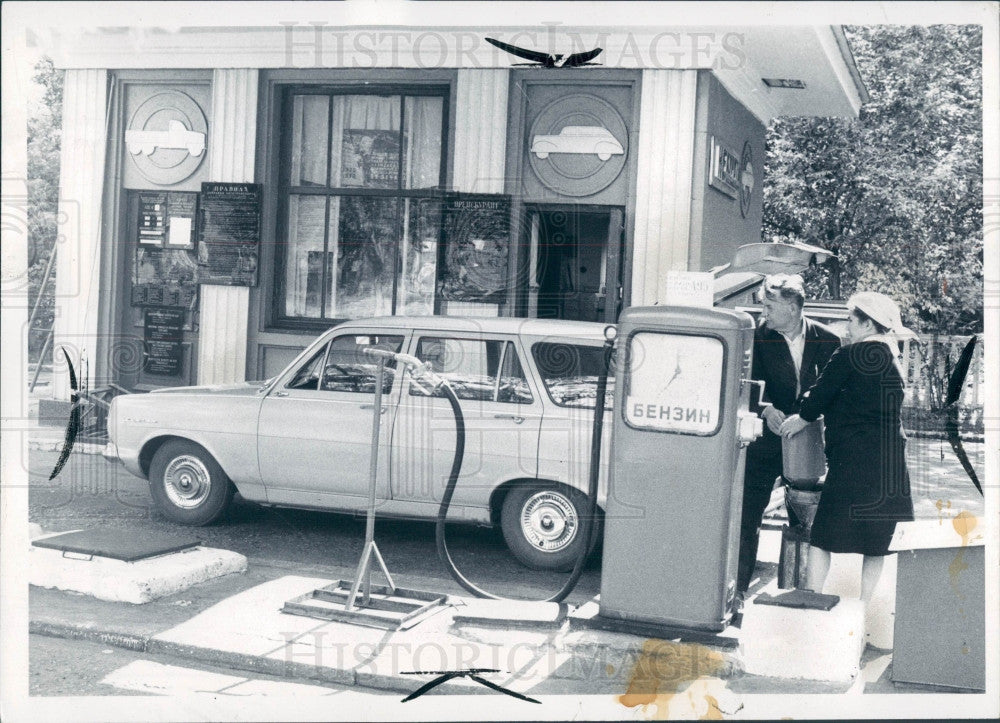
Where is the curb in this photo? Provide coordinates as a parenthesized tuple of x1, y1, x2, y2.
(29, 620, 151, 652)
(29, 617, 491, 696)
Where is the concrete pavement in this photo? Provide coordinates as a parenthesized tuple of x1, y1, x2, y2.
(26, 522, 916, 707)
(20, 413, 992, 719)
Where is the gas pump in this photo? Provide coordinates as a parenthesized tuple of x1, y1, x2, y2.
(599, 305, 762, 631)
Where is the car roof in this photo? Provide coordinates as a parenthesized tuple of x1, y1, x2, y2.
(337, 315, 611, 340)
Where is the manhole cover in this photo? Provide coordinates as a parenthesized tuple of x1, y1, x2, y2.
(32, 529, 201, 562)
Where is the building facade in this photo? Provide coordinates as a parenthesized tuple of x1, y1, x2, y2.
(44, 23, 866, 397)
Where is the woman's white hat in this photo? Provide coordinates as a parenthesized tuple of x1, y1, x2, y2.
(848, 291, 918, 339)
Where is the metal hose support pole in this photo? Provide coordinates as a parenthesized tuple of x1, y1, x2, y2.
(435, 330, 614, 603)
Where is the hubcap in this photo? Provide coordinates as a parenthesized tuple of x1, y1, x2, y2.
(520, 490, 578, 552)
(163, 455, 212, 509)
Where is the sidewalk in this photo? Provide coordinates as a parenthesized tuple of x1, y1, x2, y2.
(27, 523, 910, 706)
(23, 388, 987, 714)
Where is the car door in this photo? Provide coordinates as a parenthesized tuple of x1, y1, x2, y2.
(257, 330, 406, 509)
(530, 338, 614, 503)
(390, 334, 543, 509)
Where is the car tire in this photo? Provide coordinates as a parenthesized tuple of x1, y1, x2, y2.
(500, 483, 601, 572)
(148, 440, 234, 526)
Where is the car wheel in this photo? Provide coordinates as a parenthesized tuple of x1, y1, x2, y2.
(500, 484, 600, 571)
(148, 440, 234, 526)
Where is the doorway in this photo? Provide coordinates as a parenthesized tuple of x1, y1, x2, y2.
(525, 206, 624, 323)
(116, 190, 201, 390)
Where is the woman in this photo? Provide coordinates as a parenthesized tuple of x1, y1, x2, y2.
(779, 292, 916, 602)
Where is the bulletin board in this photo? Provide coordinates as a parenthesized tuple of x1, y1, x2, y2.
(131, 191, 200, 309)
(438, 193, 512, 303)
(197, 182, 262, 286)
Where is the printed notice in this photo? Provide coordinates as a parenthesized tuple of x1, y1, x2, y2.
(198, 182, 262, 286)
(143, 308, 185, 376)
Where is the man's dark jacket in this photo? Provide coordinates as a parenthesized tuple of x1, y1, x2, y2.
(747, 318, 841, 462)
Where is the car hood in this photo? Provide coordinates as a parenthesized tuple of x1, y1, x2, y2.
(149, 381, 264, 397)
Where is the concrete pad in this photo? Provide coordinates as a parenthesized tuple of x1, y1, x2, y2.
(568, 599, 741, 650)
(145, 575, 752, 699)
(29, 544, 248, 604)
(452, 599, 567, 627)
(154, 576, 409, 688)
(757, 527, 782, 564)
(739, 582, 865, 682)
(155, 576, 345, 658)
(820, 553, 897, 650)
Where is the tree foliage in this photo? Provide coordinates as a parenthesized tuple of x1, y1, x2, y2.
(27, 56, 63, 360)
(763, 25, 983, 334)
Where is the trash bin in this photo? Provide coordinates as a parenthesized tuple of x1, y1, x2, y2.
(888, 517, 986, 691)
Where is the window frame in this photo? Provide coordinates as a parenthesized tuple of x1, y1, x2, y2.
(407, 335, 534, 405)
(319, 332, 406, 395)
(530, 340, 616, 410)
(273, 84, 451, 331)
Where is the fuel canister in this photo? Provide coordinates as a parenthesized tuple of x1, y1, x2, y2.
(781, 417, 826, 489)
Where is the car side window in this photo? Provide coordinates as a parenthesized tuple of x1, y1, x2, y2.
(497, 342, 533, 404)
(285, 343, 329, 390)
(410, 337, 504, 401)
(531, 341, 614, 409)
(321, 334, 404, 393)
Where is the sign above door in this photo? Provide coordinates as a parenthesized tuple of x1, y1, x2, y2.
(527, 93, 628, 197)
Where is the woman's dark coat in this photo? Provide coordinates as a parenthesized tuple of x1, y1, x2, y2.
(798, 340, 915, 555)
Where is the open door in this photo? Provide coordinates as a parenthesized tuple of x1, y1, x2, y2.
(524, 205, 624, 323)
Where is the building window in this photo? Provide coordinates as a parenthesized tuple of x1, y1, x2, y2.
(277, 89, 447, 324)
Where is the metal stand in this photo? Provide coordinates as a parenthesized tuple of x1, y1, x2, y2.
(345, 357, 395, 611)
(281, 352, 448, 630)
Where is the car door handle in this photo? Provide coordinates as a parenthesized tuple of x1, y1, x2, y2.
(360, 403, 388, 414)
(273, 391, 289, 397)
(494, 414, 525, 424)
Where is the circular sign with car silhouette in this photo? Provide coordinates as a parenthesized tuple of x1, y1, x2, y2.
(125, 90, 208, 185)
(527, 94, 628, 197)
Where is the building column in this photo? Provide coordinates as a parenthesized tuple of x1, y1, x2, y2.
(53, 69, 108, 400)
(197, 69, 258, 384)
(445, 68, 508, 317)
(631, 69, 698, 306)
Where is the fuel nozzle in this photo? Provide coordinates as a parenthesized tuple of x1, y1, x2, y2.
(364, 348, 445, 395)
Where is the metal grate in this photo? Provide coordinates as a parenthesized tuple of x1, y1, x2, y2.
(282, 581, 449, 630)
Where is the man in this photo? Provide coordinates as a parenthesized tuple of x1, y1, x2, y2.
(737, 274, 841, 598)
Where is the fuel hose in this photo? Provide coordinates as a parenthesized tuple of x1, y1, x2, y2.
(435, 330, 616, 603)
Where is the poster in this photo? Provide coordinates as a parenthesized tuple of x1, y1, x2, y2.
(198, 182, 262, 286)
(165, 192, 197, 248)
(340, 129, 400, 188)
(131, 246, 199, 309)
(143, 308, 185, 376)
(438, 194, 511, 303)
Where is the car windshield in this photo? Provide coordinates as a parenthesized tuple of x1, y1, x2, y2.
(531, 341, 614, 409)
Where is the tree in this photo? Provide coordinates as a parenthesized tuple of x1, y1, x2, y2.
(27, 56, 63, 361)
(763, 26, 983, 334)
